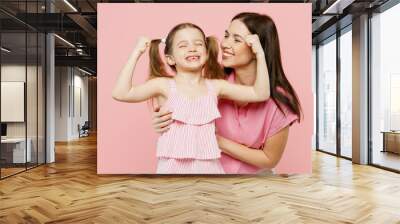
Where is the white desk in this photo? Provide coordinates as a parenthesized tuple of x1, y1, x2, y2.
(1, 138, 31, 163)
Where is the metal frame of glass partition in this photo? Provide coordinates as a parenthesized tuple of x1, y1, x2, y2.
(0, 26, 1, 179)
(0, 0, 47, 180)
(315, 24, 353, 161)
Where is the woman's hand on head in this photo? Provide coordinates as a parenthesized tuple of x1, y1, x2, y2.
(151, 105, 173, 134)
(245, 34, 264, 57)
(134, 37, 151, 55)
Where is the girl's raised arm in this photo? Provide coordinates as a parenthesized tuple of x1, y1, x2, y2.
(112, 37, 167, 103)
(213, 34, 270, 102)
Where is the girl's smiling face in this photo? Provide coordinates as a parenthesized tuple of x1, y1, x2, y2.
(166, 27, 208, 73)
(220, 19, 254, 69)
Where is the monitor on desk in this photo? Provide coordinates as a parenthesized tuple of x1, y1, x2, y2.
(1, 123, 7, 138)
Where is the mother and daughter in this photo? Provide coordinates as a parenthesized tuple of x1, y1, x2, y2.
(112, 12, 301, 174)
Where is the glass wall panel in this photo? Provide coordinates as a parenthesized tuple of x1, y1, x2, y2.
(371, 3, 400, 171)
(0, 1, 46, 179)
(38, 31, 45, 165)
(27, 30, 38, 169)
(317, 36, 337, 154)
(1, 30, 28, 178)
(26, 0, 40, 169)
(339, 28, 352, 158)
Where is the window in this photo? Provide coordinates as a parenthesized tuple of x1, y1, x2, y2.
(339, 27, 352, 158)
(317, 36, 337, 154)
(371, 2, 400, 171)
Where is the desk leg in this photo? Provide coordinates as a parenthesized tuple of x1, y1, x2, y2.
(382, 133, 386, 153)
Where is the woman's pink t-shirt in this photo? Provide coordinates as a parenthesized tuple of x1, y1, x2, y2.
(215, 74, 299, 174)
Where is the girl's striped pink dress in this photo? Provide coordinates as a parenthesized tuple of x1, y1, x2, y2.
(156, 79, 225, 174)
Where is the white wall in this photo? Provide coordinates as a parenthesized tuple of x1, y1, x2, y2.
(73, 73, 89, 138)
(55, 66, 69, 141)
(55, 67, 89, 141)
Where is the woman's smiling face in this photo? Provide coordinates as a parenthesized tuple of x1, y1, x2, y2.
(220, 19, 254, 69)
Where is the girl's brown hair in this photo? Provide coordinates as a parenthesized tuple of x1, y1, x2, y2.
(148, 23, 224, 80)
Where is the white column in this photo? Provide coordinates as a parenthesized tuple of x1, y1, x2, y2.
(352, 14, 369, 164)
(46, 1, 55, 163)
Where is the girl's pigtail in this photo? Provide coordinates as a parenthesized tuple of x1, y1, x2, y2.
(149, 39, 168, 79)
(148, 39, 168, 111)
(204, 36, 224, 79)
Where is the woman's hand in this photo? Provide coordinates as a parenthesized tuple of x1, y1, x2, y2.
(217, 127, 290, 170)
(133, 36, 151, 55)
(245, 34, 264, 57)
(151, 105, 173, 133)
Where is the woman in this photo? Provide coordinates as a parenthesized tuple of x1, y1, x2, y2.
(152, 12, 302, 174)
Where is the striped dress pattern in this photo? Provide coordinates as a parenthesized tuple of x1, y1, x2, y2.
(156, 79, 225, 174)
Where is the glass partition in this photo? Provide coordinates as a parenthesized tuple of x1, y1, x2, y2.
(371, 3, 400, 171)
(317, 35, 337, 155)
(0, 1, 46, 179)
(339, 27, 352, 158)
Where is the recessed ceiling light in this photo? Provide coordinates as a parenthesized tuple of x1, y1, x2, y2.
(1, 47, 11, 53)
(322, 0, 355, 15)
(63, 0, 78, 12)
(54, 34, 75, 48)
(77, 67, 93, 76)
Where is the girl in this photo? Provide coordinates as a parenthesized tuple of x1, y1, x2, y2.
(112, 23, 270, 174)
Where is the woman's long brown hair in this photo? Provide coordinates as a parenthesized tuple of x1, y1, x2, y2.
(230, 12, 302, 121)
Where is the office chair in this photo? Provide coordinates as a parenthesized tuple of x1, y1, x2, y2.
(79, 121, 90, 138)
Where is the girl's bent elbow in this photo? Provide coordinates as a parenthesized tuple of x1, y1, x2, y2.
(262, 89, 271, 101)
(264, 92, 271, 101)
(112, 93, 124, 102)
(112, 95, 120, 101)
(256, 93, 270, 102)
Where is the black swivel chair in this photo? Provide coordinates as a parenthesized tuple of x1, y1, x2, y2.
(79, 121, 90, 138)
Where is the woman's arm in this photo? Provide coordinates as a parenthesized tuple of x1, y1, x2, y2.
(112, 37, 166, 103)
(217, 126, 290, 169)
(213, 34, 270, 102)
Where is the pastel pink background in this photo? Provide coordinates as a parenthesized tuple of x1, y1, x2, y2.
(97, 3, 313, 174)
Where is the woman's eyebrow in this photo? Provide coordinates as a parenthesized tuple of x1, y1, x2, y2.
(225, 30, 245, 40)
(233, 34, 245, 40)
